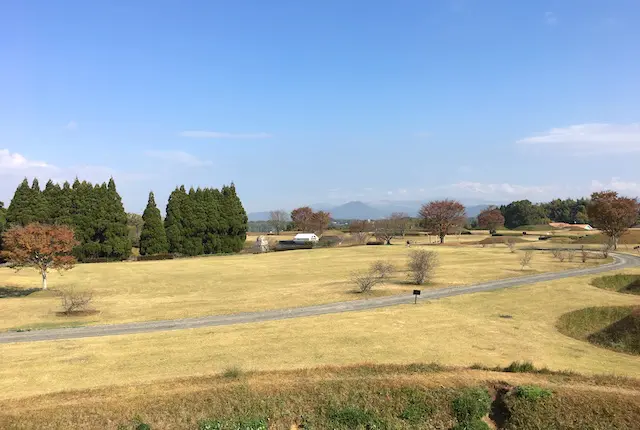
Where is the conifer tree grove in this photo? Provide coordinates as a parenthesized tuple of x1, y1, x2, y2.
(164, 183, 247, 256)
(139, 192, 168, 255)
(5, 177, 131, 261)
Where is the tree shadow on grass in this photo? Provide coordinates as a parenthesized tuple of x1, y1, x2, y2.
(0, 286, 40, 298)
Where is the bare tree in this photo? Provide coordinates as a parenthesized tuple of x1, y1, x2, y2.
(58, 289, 93, 315)
(520, 250, 534, 270)
(418, 200, 466, 244)
(371, 260, 395, 280)
(601, 243, 612, 259)
(351, 270, 380, 293)
(374, 218, 396, 245)
(407, 250, 439, 285)
(566, 249, 576, 262)
(390, 212, 411, 237)
(351, 232, 371, 245)
(268, 210, 289, 235)
(587, 191, 639, 250)
(580, 245, 588, 263)
(506, 238, 517, 253)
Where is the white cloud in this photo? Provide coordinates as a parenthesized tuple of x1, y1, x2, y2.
(517, 123, 640, 154)
(591, 177, 640, 194)
(0, 149, 51, 170)
(451, 181, 552, 197)
(180, 131, 272, 139)
(545, 11, 558, 25)
(65, 120, 78, 131)
(145, 150, 213, 167)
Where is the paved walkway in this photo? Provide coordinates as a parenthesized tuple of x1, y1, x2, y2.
(2, 252, 638, 344)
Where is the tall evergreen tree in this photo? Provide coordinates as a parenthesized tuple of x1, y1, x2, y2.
(103, 178, 131, 259)
(29, 179, 49, 223)
(221, 183, 248, 253)
(6, 179, 34, 226)
(0, 201, 6, 251)
(165, 186, 188, 254)
(139, 192, 168, 255)
(43, 180, 62, 223)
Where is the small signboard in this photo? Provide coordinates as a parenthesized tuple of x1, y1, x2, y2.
(413, 289, 421, 304)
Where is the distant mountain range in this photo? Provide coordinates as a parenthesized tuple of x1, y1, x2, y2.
(248, 200, 495, 221)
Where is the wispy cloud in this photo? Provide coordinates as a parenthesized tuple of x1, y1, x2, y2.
(0, 149, 51, 170)
(545, 11, 558, 25)
(591, 177, 640, 195)
(145, 150, 212, 167)
(517, 123, 640, 155)
(65, 120, 78, 131)
(180, 131, 272, 139)
(450, 181, 552, 197)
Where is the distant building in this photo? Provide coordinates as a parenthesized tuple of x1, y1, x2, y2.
(293, 233, 319, 243)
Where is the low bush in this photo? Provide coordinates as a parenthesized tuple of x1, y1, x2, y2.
(452, 388, 492, 423)
(328, 406, 384, 429)
(57, 288, 93, 315)
(452, 420, 491, 430)
(514, 385, 553, 400)
(317, 235, 343, 248)
(135, 253, 175, 261)
(504, 361, 536, 373)
(371, 260, 395, 280)
(199, 420, 222, 430)
(222, 366, 242, 379)
(407, 249, 439, 285)
(351, 270, 381, 293)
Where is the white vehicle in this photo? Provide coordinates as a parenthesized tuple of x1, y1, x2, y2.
(293, 233, 319, 244)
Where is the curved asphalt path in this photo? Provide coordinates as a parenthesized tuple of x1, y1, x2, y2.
(2, 252, 639, 344)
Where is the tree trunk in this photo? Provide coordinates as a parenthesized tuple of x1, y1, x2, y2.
(612, 236, 619, 250)
(41, 269, 48, 290)
(439, 233, 445, 243)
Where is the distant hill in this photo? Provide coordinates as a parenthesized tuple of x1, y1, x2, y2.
(248, 201, 492, 221)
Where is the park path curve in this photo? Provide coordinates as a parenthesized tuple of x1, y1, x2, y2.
(1, 252, 638, 344)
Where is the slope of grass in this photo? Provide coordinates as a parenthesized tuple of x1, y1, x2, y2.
(592, 274, 640, 295)
(1, 364, 640, 430)
(557, 306, 640, 355)
(2, 271, 640, 400)
(574, 229, 640, 245)
(0, 247, 598, 331)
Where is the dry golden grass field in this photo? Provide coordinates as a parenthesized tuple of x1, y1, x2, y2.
(0, 245, 601, 332)
(2, 267, 639, 401)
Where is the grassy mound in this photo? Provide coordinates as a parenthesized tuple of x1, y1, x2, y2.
(557, 306, 639, 355)
(592, 274, 640, 295)
(478, 236, 527, 245)
(2, 364, 640, 429)
(588, 308, 640, 355)
(575, 229, 640, 244)
(511, 225, 553, 231)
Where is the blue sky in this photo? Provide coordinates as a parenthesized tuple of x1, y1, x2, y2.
(1, 0, 639, 213)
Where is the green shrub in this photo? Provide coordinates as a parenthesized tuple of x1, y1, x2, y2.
(452, 420, 491, 430)
(515, 385, 553, 400)
(398, 388, 435, 424)
(328, 406, 384, 429)
(199, 420, 223, 430)
(222, 366, 242, 379)
(135, 422, 151, 430)
(452, 388, 492, 423)
(135, 253, 175, 262)
(504, 361, 536, 373)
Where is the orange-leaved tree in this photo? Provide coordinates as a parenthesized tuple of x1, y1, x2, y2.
(477, 206, 505, 234)
(1, 223, 79, 289)
(419, 199, 466, 244)
(587, 191, 639, 249)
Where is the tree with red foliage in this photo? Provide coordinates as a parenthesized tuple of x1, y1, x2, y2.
(310, 210, 331, 236)
(418, 199, 466, 244)
(587, 191, 639, 249)
(290, 206, 314, 231)
(1, 223, 78, 289)
(477, 206, 505, 234)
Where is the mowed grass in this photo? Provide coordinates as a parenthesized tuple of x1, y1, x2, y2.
(2, 269, 639, 400)
(0, 246, 599, 331)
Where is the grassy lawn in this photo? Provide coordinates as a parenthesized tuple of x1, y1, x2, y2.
(0, 246, 599, 331)
(1, 268, 639, 400)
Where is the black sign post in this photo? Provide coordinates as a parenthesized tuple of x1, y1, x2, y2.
(413, 289, 421, 304)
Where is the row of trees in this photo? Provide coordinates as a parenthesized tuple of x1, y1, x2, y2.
(498, 198, 590, 229)
(1, 179, 248, 260)
(5, 178, 131, 260)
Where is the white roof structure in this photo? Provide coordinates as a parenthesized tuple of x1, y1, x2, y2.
(293, 233, 319, 242)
